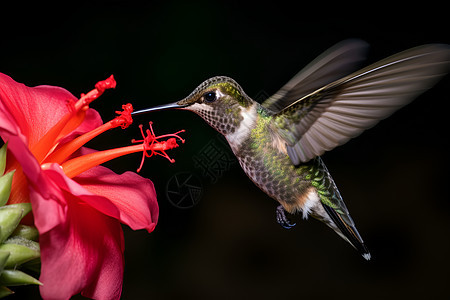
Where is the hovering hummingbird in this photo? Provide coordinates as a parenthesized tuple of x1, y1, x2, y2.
(132, 40, 450, 260)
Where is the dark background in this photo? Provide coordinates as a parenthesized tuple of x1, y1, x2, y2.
(1, 1, 449, 299)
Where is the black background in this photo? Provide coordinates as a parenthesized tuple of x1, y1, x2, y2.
(1, 1, 449, 299)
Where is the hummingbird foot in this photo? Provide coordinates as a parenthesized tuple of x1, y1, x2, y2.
(276, 205, 296, 229)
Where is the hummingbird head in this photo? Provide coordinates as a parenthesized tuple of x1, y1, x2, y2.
(133, 76, 255, 135)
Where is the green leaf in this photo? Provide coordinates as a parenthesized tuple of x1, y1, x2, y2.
(0, 286, 13, 298)
(0, 143, 7, 176)
(0, 270, 42, 286)
(0, 203, 31, 244)
(5, 203, 32, 218)
(0, 237, 40, 268)
(0, 251, 10, 274)
(11, 225, 39, 241)
(0, 171, 15, 208)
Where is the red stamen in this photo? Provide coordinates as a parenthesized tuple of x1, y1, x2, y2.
(95, 75, 117, 93)
(131, 122, 185, 172)
(60, 121, 185, 178)
(31, 107, 86, 163)
(110, 103, 133, 129)
(31, 75, 117, 163)
(43, 104, 134, 164)
(74, 75, 116, 111)
(61, 144, 144, 179)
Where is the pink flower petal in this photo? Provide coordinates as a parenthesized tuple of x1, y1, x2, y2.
(28, 164, 126, 299)
(35, 189, 124, 300)
(0, 73, 103, 154)
(35, 164, 120, 231)
(0, 93, 45, 188)
(74, 165, 159, 232)
(40, 161, 158, 233)
(0, 73, 76, 148)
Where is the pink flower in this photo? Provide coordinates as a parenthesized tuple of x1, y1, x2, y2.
(0, 73, 184, 299)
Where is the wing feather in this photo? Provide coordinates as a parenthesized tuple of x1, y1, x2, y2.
(273, 44, 450, 164)
(262, 39, 369, 112)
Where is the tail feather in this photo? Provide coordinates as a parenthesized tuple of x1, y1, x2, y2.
(322, 203, 371, 260)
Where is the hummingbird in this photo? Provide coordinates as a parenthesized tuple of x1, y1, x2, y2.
(132, 40, 450, 260)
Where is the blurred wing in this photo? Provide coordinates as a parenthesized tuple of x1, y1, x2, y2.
(272, 44, 450, 165)
(262, 39, 369, 112)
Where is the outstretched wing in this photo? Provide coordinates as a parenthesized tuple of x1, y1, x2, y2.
(272, 44, 450, 165)
(262, 39, 369, 112)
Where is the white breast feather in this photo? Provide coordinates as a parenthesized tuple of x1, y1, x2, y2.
(226, 103, 258, 150)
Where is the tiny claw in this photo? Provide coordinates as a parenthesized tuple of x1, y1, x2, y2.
(276, 205, 296, 229)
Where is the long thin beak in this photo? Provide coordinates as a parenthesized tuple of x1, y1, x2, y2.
(131, 101, 188, 116)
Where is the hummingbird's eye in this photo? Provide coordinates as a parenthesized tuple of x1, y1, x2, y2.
(203, 91, 217, 103)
